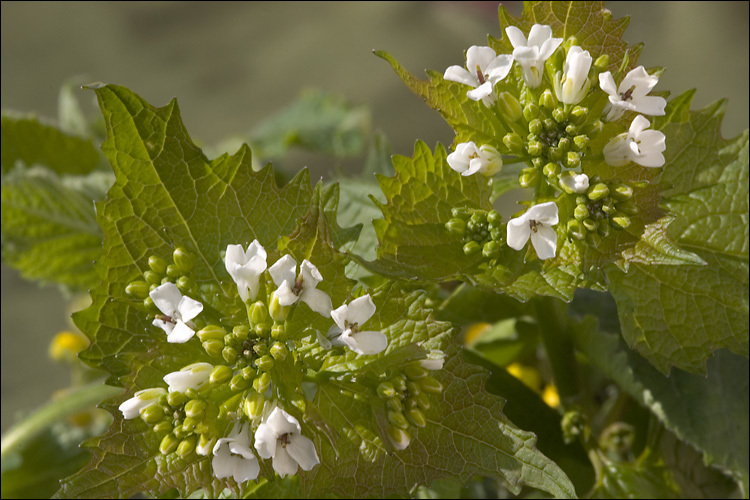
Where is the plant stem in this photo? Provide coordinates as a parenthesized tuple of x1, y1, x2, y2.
(0, 381, 120, 461)
(535, 296, 579, 406)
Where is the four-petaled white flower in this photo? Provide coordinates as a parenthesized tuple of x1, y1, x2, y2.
(254, 407, 319, 478)
(507, 202, 559, 260)
(269, 255, 333, 317)
(150, 282, 203, 343)
(444, 45, 513, 106)
(328, 294, 388, 355)
(212, 421, 260, 483)
(555, 46, 592, 104)
(163, 362, 213, 393)
(559, 172, 590, 194)
(225, 241, 267, 302)
(505, 24, 563, 88)
(119, 387, 166, 419)
(420, 349, 445, 371)
(447, 141, 503, 177)
(599, 66, 667, 121)
(603, 115, 666, 167)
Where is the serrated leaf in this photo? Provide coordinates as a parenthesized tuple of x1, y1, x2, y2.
(1, 112, 102, 174)
(607, 95, 749, 374)
(1, 166, 108, 291)
(568, 309, 749, 491)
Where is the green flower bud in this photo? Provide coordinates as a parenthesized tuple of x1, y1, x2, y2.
(392, 376, 407, 393)
(601, 200, 616, 214)
(184, 388, 200, 400)
(539, 89, 556, 110)
(233, 324, 250, 341)
(387, 410, 409, 430)
(243, 391, 265, 419)
(543, 162, 561, 179)
(574, 204, 590, 221)
(445, 217, 466, 236)
(582, 218, 598, 232)
(567, 219, 586, 240)
(406, 381, 421, 396)
(249, 301, 269, 325)
(255, 323, 271, 337)
(172, 423, 190, 439)
(584, 120, 603, 138)
(594, 54, 610, 71)
(144, 270, 161, 285)
(618, 200, 638, 216)
(548, 147, 562, 162)
(223, 333, 234, 346)
(503, 133, 524, 154)
(543, 118, 556, 131)
(160, 433, 180, 455)
(557, 137, 571, 152)
(406, 408, 427, 428)
(404, 396, 418, 409)
(269, 292, 290, 322)
(177, 435, 197, 458)
(255, 354, 275, 372)
(405, 365, 428, 380)
(387, 397, 404, 412)
(253, 341, 268, 356)
(570, 106, 588, 123)
(143, 296, 156, 310)
(270, 342, 289, 360)
(271, 324, 286, 340)
(197, 324, 226, 342)
(611, 184, 634, 201)
(165, 264, 181, 279)
(126, 280, 150, 299)
(377, 381, 397, 400)
(185, 399, 207, 419)
(140, 404, 165, 425)
(587, 183, 610, 201)
(573, 134, 589, 151)
(148, 255, 168, 275)
(532, 157, 545, 169)
(463, 241, 481, 256)
(611, 214, 632, 230)
(159, 277, 171, 286)
(419, 376, 444, 394)
(209, 365, 233, 385)
(482, 241, 501, 259)
(253, 372, 272, 394)
(552, 107, 567, 123)
(202, 339, 223, 358)
(565, 151, 581, 168)
(222, 346, 238, 364)
(230, 374, 250, 392)
(529, 118, 543, 135)
(387, 425, 411, 450)
(519, 167, 539, 188)
(173, 247, 194, 273)
(565, 123, 578, 136)
(167, 391, 188, 408)
(451, 207, 472, 218)
(497, 92, 523, 122)
(523, 102, 541, 121)
(242, 366, 257, 380)
(487, 210, 501, 226)
(176, 276, 194, 294)
(598, 220, 612, 237)
(527, 140, 543, 157)
(153, 420, 173, 435)
(416, 392, 432, 411)
(490, 228, 503, 241)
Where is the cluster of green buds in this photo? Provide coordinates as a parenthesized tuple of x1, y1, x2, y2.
(125, 247, 196, 307)
(376, 359, 444, 450)
(445, 207, 504, 260)
(566, 180, 641, 244)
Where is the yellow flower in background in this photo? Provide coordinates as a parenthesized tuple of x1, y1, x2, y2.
(49, 331, 88, 362)
(506, 362, 543, 393)
(542, 384, 560, 409)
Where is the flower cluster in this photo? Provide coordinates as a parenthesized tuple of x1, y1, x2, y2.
(442, 24, 668, 264)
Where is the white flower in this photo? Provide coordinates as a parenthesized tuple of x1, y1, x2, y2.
(328, 294, 388, 355)
(119, 388, 166, 419)
(149, 282, 203, 343)
(555, 46, 592, 104)
(163, 362, 213, 393)
(559, 172, 590, 194)
(444, 45, 513, 106)
(254, 407, 319, 478)
(507, 202, 559, 260)
(603, 115, 666, 167)
(269, 255, 332, 317)
(225, 241, 267, 302)
(420, 349, 445, 371)
(212, 421, 260, 483)
(505, 24, 562, 87)
(447, 142, 503, 177)
(599, 66, 667, 121)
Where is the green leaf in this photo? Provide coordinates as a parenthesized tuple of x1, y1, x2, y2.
(1, 112, 102, 174)
(607, 95, 749, 374)
(1, 166, 108, 291)
(569, 309, 749, 491)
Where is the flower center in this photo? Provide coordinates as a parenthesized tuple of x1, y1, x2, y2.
(157, 314, 175, 324)
(280, 432, 291, 448)
(529, 220, 539, 233)
(344, 321, 360, 334)
(475, 65, 486, 84)
(620, 85, 636, 102)
(292, 275, 304, 296)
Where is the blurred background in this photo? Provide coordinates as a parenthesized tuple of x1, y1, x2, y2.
(1, 1, 748, 434)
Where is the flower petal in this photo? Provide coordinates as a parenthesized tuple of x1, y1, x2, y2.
(275, 282, 299, 306)
(286, 434, 320, 471)
(504, 26, 527, 48)
(167, 321, 196, 343)
(211, 444, 234, 479)
(269, 254, 297, 288)
(466, 81, 494, 101)
(149, 282, 182, 317)
(177, 295, 203, 323)
(152, 318, 174, 335)
(527, 23, 552, 47)
(300, 287, 333, 317)
(233, 455, 260, 483)
(342, 330, 388, 355)
(506, 215, 532, 251)
(598, 71, 617, 96)
(299, 260, 323, 288)
(266, 407, 301, 436)
(526, 201, 558, 226)
(634, 95, 667, 116)
(254, 422, 277, 459)
(272, 447, 299, 478)
(466, 45, 498, 73)
(344, 294, 377, 326)
(530, 225, 558, 260)
(443, 65, 476, 86)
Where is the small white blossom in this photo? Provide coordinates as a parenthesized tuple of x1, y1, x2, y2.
(328, 294, 388, 355)
(505, 24, 563, 87)
(420, 349, 445, 371)
(507, 202, 559, 260)
(269, 255, 332, 317)
(149, 282, 203, 343)
(119, 388, 166, 419)
(163, 362, 213, 393)
(603, 115, 666, 167)
(559, 172, 590, 194)
(254, 407, 319, 478)
(599, 66, 667, 121)
(212, 421, 260, 483)
(444, 45, 513, 106)
(225, 241, 267, 302)
(555, 46, 592, 104)
(447, 142, 503, 177)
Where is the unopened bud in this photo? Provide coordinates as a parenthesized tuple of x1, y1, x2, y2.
(584, 120, 603, 138)
(271, 324, 286, 340)
(503, 133, 524, 154)
(387, 425, 411, 451)
(126, 280, 150, 298)
(611, 214, 631, 230)
(539, 89, 556, 110)
(557, 137, 571, 152)
(173, 247, 194, 273)
(222, 346, 238, 364)
(177, 436, 197, 458)
(209, 365, 233, 385)
(523, 102, 541, 121)
(574, 204, 590, 221)
(140, 404, 165, 425)
(552, 107, 567, 123)
(482, 241, 501, 259)
(527, 140, 543, 157)
(528, 119, 543, 135)
(582, 218, 598, 232)
(387, 397, 403, 412)
(543, 162, 561, 179)
(419, 376, 444, 394)
(255, 323, 271, 337)
(185, 399, 207, 419)
(269, 292, 289, 322)
(387, 410, 409, 430)
(594, 54, 610, 71)
(148, 255, 168, 275)
(416, 392, 431, 411)
(202, 340, 224, 359)
(570, 106, 588, 123)
(598, 220, 611, 237)
(617, 200, 638, 216)
(230, 374, 250, 392)
(565, 151, 581, 168)
(497, 92, 523, 122)
(567, 219, 586, 240)
(445, 217, 467, 236)
(573, 135, 589, 151)
(519, 167, 539, 188)
(270, 341, 289, 360)
(406, 381, 421, 396)
(165, 264, 181, 279)
(377, 381, 397, 400)
(587, 183, 610, 201)
(144, 270, 161, 285)
(253, 373, 272, 394)
(176, 276, 194, 294)
(197, 325, 226, 342)
(167, 391, 188, 408)
(249, 301, 269, 325)
(233, 325, 249, 341)
(611, 184, 634, 201)
(463, 241, 481, 256)
(160, 433, 180, 455)
(242, 366, 257, 380)
(243, 391, 265, 418)
(406, 408, 427, 428)
(253, 341, 268, 356)
(153, 421, 173, 435)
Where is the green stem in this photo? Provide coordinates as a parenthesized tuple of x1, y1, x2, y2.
(534, 296, 579, 406)
(0, 381, 120, 461)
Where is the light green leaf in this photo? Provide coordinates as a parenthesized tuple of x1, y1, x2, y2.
(1, 166, 109, 291)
